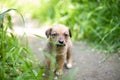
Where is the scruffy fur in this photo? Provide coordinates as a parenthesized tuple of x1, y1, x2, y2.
(44, 24, 72, 76)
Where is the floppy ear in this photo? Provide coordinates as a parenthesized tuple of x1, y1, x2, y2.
(45, 28, 52, 38)
(69, 28, 72, 38)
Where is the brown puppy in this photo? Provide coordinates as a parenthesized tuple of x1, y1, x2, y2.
(44, 24, 72, 76)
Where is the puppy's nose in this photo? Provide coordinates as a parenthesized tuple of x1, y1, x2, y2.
(59, 40, 64, 44)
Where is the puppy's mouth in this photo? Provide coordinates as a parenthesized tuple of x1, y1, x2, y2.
(56, 43, 65, 47)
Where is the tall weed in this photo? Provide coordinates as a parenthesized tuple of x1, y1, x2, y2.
(0, 9, 44, 80)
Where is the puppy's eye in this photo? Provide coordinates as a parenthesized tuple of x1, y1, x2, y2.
(64, 34, 68, 37)
(52, 33, 57, 37)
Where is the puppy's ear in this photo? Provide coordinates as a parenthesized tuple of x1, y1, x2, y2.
(69, 28, 72, 38)
(45, 28, 52, 38)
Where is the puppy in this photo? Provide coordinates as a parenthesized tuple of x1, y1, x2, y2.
(44, 24, 72, 76)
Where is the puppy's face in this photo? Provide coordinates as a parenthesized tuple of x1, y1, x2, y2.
(46, 25, 72, 46)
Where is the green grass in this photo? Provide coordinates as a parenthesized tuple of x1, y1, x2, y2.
(0, 9, 45, 80)
(30, 0, 120, 54)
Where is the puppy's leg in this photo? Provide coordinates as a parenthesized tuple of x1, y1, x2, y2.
(66, 48, 72, 69)
(45, 55, 56, 71)
(45, 56, 51, 69)
(55, 55, 65, 75)
(42, 56, 51, 77)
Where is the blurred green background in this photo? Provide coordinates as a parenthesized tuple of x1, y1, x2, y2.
(0, 0, 120, 79)
(0, 0, 120, 53)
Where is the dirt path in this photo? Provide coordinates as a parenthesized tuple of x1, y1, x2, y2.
(29, 37, 120, 80)
(13, 18, 120, 80)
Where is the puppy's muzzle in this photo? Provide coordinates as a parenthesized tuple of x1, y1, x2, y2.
(56, 40, 65, 46)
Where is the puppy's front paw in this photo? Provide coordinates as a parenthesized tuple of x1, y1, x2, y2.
(42, 73, 46, 77)
(54, 76, 58, 80)
(66, 63, 72, 69)
(55, 69, 63, 76)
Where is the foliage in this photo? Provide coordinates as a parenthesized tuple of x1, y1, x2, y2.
(0, 9, 45, 80)
(30, 0, 120, 53)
